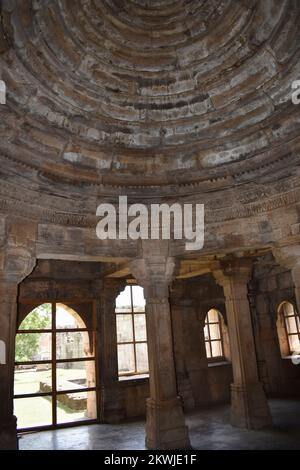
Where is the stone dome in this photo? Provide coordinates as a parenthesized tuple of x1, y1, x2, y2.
(0, 0, 299, 193)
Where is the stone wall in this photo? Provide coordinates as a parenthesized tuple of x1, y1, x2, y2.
(170, 275, 233, 410)
(119, 379, 149, 420)
(251, 254, 300, 397)
(16, 257, 300, 424)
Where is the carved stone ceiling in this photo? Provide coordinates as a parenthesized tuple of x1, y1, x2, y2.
(0, 0, 299, 205)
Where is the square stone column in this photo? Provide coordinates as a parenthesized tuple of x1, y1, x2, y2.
(130, 242, 190, 450)
(95, 279, 126, 423)
(0, 245, 36, 449)
(212, 258, 272, 430)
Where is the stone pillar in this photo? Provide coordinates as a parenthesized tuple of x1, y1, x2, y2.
(96, 279, 126, 423)
(212, 258, 272, 429)
(273, 243, 300, 314)
(247, 281, 270, 391)
(170, 283, 210, 409)
(0, 281, 19, 449)
(131, 242, 190, 450)
(0, 245, 36, 449)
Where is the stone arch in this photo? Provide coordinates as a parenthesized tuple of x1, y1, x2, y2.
(15, 302, 97, 424)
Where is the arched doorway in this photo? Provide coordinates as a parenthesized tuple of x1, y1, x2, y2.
(14, 302, 97, 431)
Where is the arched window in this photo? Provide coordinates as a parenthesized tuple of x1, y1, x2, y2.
(0, 80, 6, 104)
(14, 302, 97, 430)
(204, 309, 226, 361)
(277, 301, 300, 356)
(115, 285, 149, 379)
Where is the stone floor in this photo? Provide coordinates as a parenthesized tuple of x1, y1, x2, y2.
(19, 399, 300, 450)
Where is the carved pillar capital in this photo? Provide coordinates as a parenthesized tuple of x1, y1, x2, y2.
(0, 215, 37, 284)
(0, 246, 36, 284)
(130, 256, 176, 299)
(211, 257, 253, 288)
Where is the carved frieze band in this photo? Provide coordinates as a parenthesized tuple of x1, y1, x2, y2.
(0, 185, 299, 227)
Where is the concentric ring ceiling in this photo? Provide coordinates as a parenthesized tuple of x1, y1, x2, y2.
(0, 0, 299, 191)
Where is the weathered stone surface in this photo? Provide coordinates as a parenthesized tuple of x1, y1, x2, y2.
(0, 0, 299, 451)
(212, 257, 272, 429)
(0, 0, 299, 241)
(131, 244, 190, 449)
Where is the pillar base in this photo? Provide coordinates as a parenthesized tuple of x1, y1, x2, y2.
(145, 397, 191, 450)
(0, 416, 18, 450)
(230, 383, 272, 430)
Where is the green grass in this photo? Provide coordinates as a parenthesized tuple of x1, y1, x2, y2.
(14, 369, 89, 428)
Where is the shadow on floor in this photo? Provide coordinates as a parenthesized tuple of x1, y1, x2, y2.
(19, 399, 300, 450)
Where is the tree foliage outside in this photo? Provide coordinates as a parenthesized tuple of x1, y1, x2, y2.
(15, 304, 51, 363)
